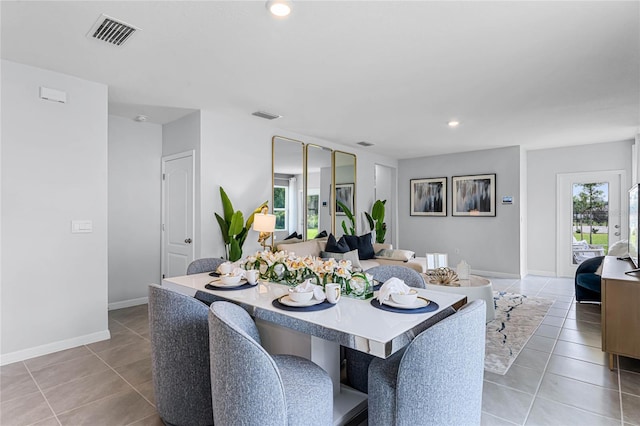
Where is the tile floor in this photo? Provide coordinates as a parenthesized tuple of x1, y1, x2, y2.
(1, 276, 640, 425)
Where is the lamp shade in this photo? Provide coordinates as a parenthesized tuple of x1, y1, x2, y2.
(253, 213, 276, 233)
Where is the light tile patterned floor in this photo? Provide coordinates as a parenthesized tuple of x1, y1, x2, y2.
(1, 276, 639, 425)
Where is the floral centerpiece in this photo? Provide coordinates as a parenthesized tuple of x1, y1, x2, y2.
(243, 250, 374, 299)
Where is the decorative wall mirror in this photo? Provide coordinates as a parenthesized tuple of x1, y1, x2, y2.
(272, 136, 305, 244)
(333, 151, 357, 237)
(305, 144, 333, 240)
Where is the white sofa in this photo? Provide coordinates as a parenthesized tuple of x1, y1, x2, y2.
(275, 238, 427, 273)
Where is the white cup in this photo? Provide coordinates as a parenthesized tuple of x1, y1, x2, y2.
(218, 262, 233, 275)
(325, 283, 341, 304)
(245, 269, 259, 285)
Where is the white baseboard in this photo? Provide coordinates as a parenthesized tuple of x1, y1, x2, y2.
(108, 297, 148, 310)
(0, 329, 111, 366)
(471, 269, 522, 279)
(526, 269, 557, 277)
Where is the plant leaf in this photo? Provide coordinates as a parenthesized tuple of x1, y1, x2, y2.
(364, 212, 374, 231)
(229, 239, 242, 262)
(372, 200, 386, 221)
(215, 213, 230, 244)
(229, 211, 244, 237)
(220, 187, 234, 223)
(341, 221, 348, 235)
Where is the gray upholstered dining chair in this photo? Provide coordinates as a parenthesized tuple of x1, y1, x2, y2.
(367, 299, 486, 426)
(208, 301, 333, 425)
(186, 257, 226, 275)
(366, 265, 426, 289)
(345, 264, 430, 393)
(148, 284, 213, 426)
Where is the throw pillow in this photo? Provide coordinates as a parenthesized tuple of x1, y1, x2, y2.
(325, 233, 350, 253)
(320, 249, 362, 271)
(343, 233, 375, 260)
(315, 230, 328, 239)
(284, 231, 301, 241)
(275, 240, 319, 257)
(375, 248, 415, 262)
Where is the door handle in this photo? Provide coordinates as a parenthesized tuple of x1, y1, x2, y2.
(615, 232, 620, 236)
(615, 225, 620, 229)
(185, 238, 192, 244)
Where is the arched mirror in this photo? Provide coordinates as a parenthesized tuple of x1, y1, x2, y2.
(272, 136, 305, 243)
(305, 144, 333, 240)
(333, 151, 357, 237)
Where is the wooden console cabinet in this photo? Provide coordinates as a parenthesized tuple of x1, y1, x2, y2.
(600, 256, 640, 369)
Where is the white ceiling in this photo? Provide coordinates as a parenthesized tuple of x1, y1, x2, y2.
(2, 1, 639, 159)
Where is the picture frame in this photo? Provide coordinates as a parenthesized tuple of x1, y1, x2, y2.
(335, 183, 354, 216)
(410, 177, 447, 216)
(452, 173, 496, 217)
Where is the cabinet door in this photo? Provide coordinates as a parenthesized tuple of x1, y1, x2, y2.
(603, 279, 640, 358)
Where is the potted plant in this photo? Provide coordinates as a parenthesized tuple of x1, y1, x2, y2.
(365, 199, 386, 244)
(214, 187, 267, 262)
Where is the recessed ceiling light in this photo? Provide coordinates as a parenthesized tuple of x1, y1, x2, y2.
(134, 115, 148, 122)
(266, 0, 292, 17)
(357, 141, 374, 147)
(448, 120, 460, 128)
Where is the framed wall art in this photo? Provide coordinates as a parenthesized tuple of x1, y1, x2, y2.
(335, 183, 354, 215)
(452, 173, 496, 217)
(410, 177, 447, 216)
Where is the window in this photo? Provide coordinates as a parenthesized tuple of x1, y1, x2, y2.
(274, 185, 287, 230)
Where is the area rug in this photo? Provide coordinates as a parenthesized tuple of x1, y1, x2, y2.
(484, 291, 554, 375)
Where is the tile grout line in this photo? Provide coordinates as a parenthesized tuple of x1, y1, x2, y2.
(22, 361, 63, 426)
(85, 340, 156, 412)
(618, 354, 624, 426)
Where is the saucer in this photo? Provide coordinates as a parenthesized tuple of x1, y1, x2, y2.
(278, 295, 324, 308)
(209, 279, 248, 288)
(381, 296, 431, 310)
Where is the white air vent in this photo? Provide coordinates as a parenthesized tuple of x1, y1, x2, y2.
(87, 14, 139, 46)
(252, 111, 282, 120)
(357, 141, 374, 147)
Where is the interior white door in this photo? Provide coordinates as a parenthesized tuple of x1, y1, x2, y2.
(557, 170, 625, 277)
(162, 151, 195, 278)
(374, 164, 396, 246)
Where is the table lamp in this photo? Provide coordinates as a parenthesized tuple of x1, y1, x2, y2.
(253, 206, 276, 251)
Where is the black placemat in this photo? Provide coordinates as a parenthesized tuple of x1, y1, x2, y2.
(205, 283, 256, 291)
(272, 297, 335, 312)
(370, 298, 439, 314)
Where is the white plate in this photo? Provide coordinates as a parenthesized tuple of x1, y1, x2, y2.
(381, 296, 431, 310)
(209, 278, 248, 288)
(278, 295, 324, 308)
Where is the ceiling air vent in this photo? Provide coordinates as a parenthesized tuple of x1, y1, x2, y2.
(252, 111, 282, 120)
(87, 14, 139, 46)
(357, 141, 375, 147)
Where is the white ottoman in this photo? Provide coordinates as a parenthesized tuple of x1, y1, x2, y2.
(423, 275, 495, 322)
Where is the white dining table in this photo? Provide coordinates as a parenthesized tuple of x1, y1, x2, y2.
(162, 273, 466, 425)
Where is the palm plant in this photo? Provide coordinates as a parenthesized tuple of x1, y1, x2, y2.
(215, 187, 267, 261)
(336, 200, 356, 235)
(365, 199, 387, 243)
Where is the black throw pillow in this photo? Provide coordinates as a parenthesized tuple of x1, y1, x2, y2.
(315, 230, 328, 239)
(284, 231, 301, 241)
(344, 233, 375, 260)
(325, 233, 350, 253)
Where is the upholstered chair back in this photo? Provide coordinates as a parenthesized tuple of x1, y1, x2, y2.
(186, 258, 226, 275)
(148, 284, 213, 426)
(367, 265, 426, 288)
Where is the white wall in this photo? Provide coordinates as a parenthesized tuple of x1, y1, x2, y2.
(527, 140, 633, 275)
(1, 60, 109, 364)
(108, 115, 162, 308)
(398, 146, 522, 277)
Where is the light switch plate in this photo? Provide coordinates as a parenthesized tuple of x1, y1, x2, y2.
(71, 220, 93, 233)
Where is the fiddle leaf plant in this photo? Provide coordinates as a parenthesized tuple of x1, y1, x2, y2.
(215, 187, 268, 262)
(336, 200, 356, 236)
(364, 199, 387, 244)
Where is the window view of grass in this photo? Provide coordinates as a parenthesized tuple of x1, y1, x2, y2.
(573, 182, 609, 255)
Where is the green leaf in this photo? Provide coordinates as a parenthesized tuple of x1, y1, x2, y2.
(215, 213, 230, 244)
(372, 200, 386, 221)
(220, 187, 235, 224)
(364, 212, 374, 231)
(246, 201, 269, 229)
(229, 239, 242, 262)
(341, 221, 348, 235)
(229, 211, 244, 237)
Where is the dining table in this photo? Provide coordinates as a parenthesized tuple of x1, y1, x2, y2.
(162, 272, 467, 425)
